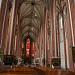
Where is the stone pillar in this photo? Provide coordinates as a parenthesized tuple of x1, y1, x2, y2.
(10, 0, 17, 55)
(68, 0, 75, 46)
(0, 0, 9, 62)
(56, 14, 60, 57)
(42, 23, 45, 66)
(49, 0, 54, 68)
(16, 7, 21, 57)
(8, 0, 15, 55)
(53, 0, 57, 57)
(65, 0, 74, 70)
(0, 0, 7, 47)
(62, 11, 67, 70)
(44, 9, 48, 66)
(39, 27, 42, 66)
(2, 2, 9, 55)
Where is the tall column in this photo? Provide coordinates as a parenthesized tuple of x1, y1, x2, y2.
(10, 0, 18, 55)
(0, 0, 9, 62)
(64, 0, 74, 70)
(2, 2, 9, 55)
(49, 0, 54, 68)
(0, 0, 7, 47)
(39, 28, 41, 65)
(42, 23, 45, 66)
(68, 0, 74, 46)
(62, 13, 67, 69)
(16, 8, 21, 57)
(8, 0, 15, 55)
(40, 27, 43, 66)
(44, 9, 48, 66)
(56, 13, 60, 57)
(53, 0, 57, 57)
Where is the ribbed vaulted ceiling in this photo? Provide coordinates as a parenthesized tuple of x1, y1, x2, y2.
(19, 0, 48, 40)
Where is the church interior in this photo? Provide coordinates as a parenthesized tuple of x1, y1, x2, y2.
(0, 0, 75, 75)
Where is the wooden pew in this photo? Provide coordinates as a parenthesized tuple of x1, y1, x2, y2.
(8, 66, 34, 74)
(33, 67, 75, 75)
(0, 66, 36, 75)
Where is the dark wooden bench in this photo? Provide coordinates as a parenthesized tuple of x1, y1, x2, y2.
(33, 67, 75, 75)
(8, 66, 31, 71)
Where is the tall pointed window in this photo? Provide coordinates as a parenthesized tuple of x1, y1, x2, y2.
(74, 0, 75, 3)
(0, 0, 2, 9)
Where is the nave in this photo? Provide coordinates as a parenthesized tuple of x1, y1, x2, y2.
(0, 66, 75, 75)
(0, 0, 75, 73)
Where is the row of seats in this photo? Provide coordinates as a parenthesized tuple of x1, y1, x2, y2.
(0, 66, 75, 75)
(0, 66, 37, 75)
(33, 67, 75, 75)
(8, 66, 32, 72)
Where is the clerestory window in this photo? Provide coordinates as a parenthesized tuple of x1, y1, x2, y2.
(0, 0, 2, 9)
(74, 0, 75, 3)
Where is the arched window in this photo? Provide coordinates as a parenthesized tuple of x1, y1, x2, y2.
(74, 0, 75, 4)
(0, 0, 2, 9)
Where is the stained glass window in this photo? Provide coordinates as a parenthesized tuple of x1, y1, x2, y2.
(26, 38, 30, 57)
(0, 0, 2, 9)
(74, 0, 75, 3)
